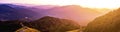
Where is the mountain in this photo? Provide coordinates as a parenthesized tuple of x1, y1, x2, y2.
(0, 4, 40, 21)
(26, 16, 81, 32)
(42, 5, 104, 26)
(0, 16, 81, 32)
(0, 4, 109, 26)
(15, 4, 109, 26)
(33, 5, 59, 9)
(84, 8, 120, 32)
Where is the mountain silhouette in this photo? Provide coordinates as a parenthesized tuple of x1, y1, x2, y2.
(43, 5, 102, 25)
(0, 4, 39, 21)
(84, 8, 120, 32)
(0, 4, 110, 26)
(27, 16, 81, 32)
(0, 16, 81, 32)
(4, 4, 108, 26)
(26, 5, 110, 26)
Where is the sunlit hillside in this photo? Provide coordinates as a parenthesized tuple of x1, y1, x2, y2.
(84, 8, 120, 32)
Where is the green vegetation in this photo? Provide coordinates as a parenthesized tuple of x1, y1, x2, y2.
(84, 8, 120, 32)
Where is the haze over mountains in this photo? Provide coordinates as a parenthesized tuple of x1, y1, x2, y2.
(28, 5, 111, 26)
(0, 4, 111, 26)
(84, 8, 120, 32)
(0, 4, 40, 21)
(1, 3, 119, 32)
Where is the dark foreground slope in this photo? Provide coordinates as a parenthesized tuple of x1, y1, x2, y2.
(0, 20, 23, 32)
(0, 16, 81, 32)
(84, 8, 120, 32)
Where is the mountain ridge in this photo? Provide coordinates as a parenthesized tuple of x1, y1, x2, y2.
(0, 16, 81, 32)
(84, 8, 120, 32)
(0, 4, 40, 21)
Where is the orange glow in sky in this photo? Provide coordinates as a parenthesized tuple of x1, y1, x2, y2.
(0, 0, 120, 9)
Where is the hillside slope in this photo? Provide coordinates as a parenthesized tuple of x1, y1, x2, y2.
(26, 16, 81, 32)
(84, 8, 120, 32)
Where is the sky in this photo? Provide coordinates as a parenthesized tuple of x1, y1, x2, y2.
(0, 0, 120, 8)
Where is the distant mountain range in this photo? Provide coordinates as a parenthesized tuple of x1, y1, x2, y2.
(0, 4, 110, 25)
(0, 4, 40, 21)
(30, 5, 110, 25)
(84, 8, 120, 32)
